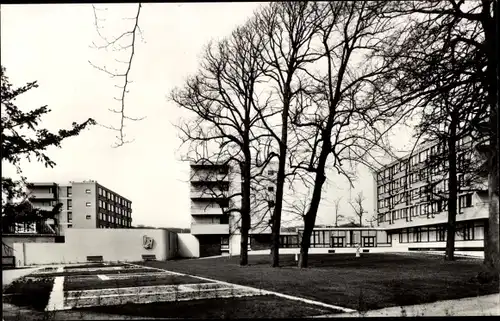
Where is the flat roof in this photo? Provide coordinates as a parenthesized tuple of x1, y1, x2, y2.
(298, 227, 387, 231)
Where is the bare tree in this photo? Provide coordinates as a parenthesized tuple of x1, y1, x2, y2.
(171, 20, 276, 266)
(288, 1, 405, 268)
(333, 197, 343, 227)
(349, 192, 368, 227)
(89, 3, 145, 147)
(252, 1, 326, 268)
(380, 0, 498, 274)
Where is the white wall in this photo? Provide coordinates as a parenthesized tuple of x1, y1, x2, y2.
(229, 234, 241, 256)
(13, 229, 175, 266)
(177, 233, 200, 258)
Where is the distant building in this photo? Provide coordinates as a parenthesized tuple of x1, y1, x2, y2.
(27, 180, 133, 235)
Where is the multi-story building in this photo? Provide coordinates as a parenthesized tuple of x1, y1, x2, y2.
(189, 161, 277, 257)
(374, 136, 488, 253)
(27, 180, 133, 235)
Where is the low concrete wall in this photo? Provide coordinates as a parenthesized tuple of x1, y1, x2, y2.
(177, 233, 200, 258)
(2, 234, 56, 257)
(13, 228, 177, 266)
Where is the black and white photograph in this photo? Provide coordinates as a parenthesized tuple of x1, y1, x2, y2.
(1, 1, 499, 319)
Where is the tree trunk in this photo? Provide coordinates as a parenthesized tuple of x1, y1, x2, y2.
(445, 120, 458, 261)
(239, 142, 252, 266)
(298, 153, 328, 268)
(481, 1, 500, 273)
(270, 94, 291, 268)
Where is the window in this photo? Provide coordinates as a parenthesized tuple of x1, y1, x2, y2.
(463, 194, 473, 208)
(67, 212, 72, 222)
(363, 236, 375, 247)
(399, 229, 409, 243)
(86, 202, 91, 207)
(267, 186, 274, 192)
(68, 224, 73, 228)
(98, 187, 102, 196)
(310, 231, 330, 248)
(67, 199, 72, 209)
(85, 189, 91, 194)
(67, 187, 72, 197)
(437, 226, 446, 241)
(428, 227, 437, 242)
(332, 237, 345, 247)
(86, 215, 91, 220)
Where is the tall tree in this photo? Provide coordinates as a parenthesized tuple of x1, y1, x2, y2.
(380, 0, 498, 271)
(171, 22, 276, 266)
(1, 66, 95, 235)
(253, 1, 326, 268)
(288, 1, 404, 268)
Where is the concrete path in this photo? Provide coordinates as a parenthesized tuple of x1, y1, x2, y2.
(315, 293, 500, 317)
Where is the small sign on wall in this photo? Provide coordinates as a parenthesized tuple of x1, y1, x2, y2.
(143, 235, 155, 250)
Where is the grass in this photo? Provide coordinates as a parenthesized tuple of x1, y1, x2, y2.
(76, 295, 339, 318)
(136, 253, 499, 311)
(64, 274, 209, 291)
(3, 276, 55, 311)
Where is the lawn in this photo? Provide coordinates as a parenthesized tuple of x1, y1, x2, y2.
(78, 295, 337, 319)
(3, 275, 55, 311)
(136, 253, 499, 311)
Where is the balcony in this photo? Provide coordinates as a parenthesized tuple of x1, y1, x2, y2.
(191, 207, 224, 216)
(191, 223, 229, 235)
(31, 205, 55, 212)
(28, 192, 56, 200)
(190, 173, 230, 183)
(190, 189, 228, 200)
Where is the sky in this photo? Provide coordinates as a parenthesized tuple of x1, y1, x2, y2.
(1, 3, 415, 229)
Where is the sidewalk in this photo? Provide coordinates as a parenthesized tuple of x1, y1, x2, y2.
(315, 293, 499, 317)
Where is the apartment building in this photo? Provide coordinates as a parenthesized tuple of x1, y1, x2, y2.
(374, 136, 488, 253)
(27, 180, 133, 235)
(189, 160, 277, 257)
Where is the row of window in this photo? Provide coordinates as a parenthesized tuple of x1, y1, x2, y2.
(377, 139, 473, 183)
(66, 200, 93, 209)
(98, 200, 131, 217)
(378, 194, 474, 224)
(398, 221, 484, 243)
(378, 182, 471, 210)
(378, 168, 474, 198)
(97, 223, 130, 228)
(98, 212, 131, 225)
(98, 187, 131, 207)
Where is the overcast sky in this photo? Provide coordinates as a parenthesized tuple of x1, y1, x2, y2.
(1, 3, 415, 229)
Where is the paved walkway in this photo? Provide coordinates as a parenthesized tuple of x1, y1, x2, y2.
(315, 293, 499, 317)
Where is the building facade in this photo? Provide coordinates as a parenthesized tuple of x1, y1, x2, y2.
(374, 137, 488, 253)
(189, 161, 277, 257)
(27, 180, 133, 235)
